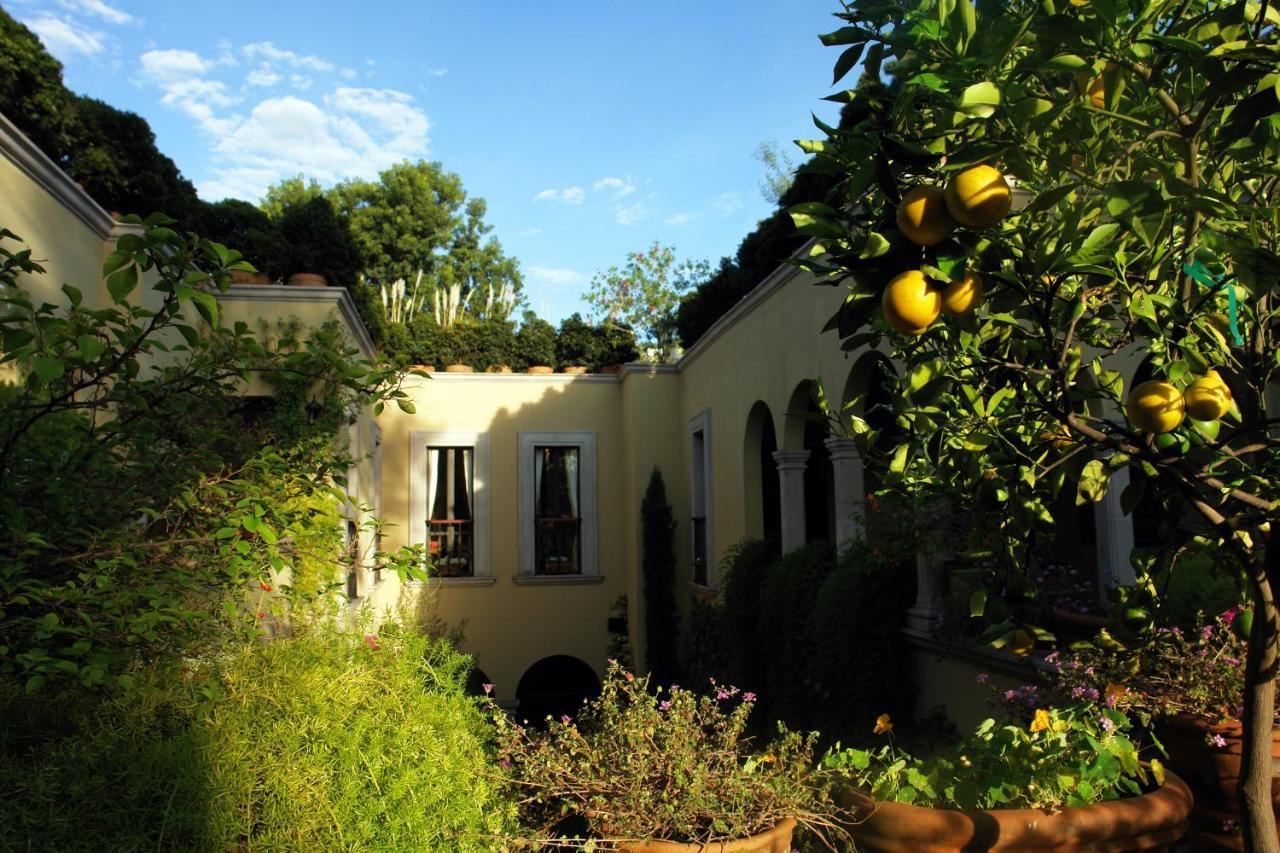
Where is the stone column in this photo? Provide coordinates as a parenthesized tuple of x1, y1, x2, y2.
(824, 437, 864, 556)
(772, 450, 810, 554)
(1094, 466, 1137, 596)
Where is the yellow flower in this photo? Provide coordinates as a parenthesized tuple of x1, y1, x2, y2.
(760, 754, 776, 764)
(874, 713, 894, 735)
(1150, 758, 1166, 786)
(1030, 709, 1051, 733)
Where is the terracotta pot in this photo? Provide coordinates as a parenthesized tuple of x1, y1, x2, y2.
(562, 365, 589, 375)
(526, 365, 554, 375)
(601, 365, 623, 375)
(409, 364, 435, 374)
(1157, 713, 1280, 850)
(621, 818, 794, 852)
(286, 272, 327, 287)
(484, 365, 513, 373)
(444, 364, 474, 373)
(229, 269, 272, 285)
(840, 769, 1191, 852)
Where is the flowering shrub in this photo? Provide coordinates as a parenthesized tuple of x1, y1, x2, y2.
(825, 704, 1161, 812)
(490, 662, 854, 846)
(1055, 608, 1254, 721)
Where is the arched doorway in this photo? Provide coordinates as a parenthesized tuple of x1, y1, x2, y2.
(743, 401, 781, 550)
(515, 655, 601, 725)
(785, 380, 834, 546)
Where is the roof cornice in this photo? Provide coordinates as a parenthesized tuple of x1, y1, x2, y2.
(219, 283, 378, 360)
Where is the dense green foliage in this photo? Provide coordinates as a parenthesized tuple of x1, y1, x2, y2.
(514, 310, 558, 368)
(757, 542, 836, 728)
(585, 241, 710, 360)
(641, 468, 680, 684)
(0, 623, 512, 851)
(0, 223, 420, 690)
(492, 661, 854, 846)
(715, 539, 777, 695)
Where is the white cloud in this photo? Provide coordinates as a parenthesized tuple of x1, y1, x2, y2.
(58, 0, 132, 25)
(138, 49, 239, 135)
(614, 201, 650, 226)
(245, 66, 282, 87)
(139, 48, 209, 78)
(593, 176, 636, 199)
(291, 74, 313, 90)
(24, 15, 104, 58)
(664, 212, 695, 226)
(712, 191, 744, 217)
(533, 186, 585, 205)
(242, 41, 333, 72)
(341, 67, 357, 80)
(426, 67, 448, 77)
(528, 266, 587, 286)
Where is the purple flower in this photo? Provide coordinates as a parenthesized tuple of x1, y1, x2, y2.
(1225, 657, 1240, 666)
(975, 673, 990, 684)
(1222, 608, 1240, 626)
(1209, 733, 1228, 749)
(482, 683, 494, 695)
(659, 700, 672, 711)
(560, 715, 572, 724)
(1044, 651, 1060, 663)
(1201, 624, 1215, 640)
(1100, 716, 1116, 733)
(743, 692, 757, 702)
(1004, 689, 1017, 701)
(500, 758, 512, 770)
(715, 688, 731, 701)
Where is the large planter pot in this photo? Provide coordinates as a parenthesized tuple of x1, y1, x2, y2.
(601, 365, 623, 375)
(621, 818, 795, 852)
(526, 365, 554, 375)
(1157, 713, 1280, 850)
(444, 364, 474, 373)
(286, 272, 327, 287)
(840, 769, 1191, 852)
(562, 365, 589, 375)
(230, 269, 272, 285)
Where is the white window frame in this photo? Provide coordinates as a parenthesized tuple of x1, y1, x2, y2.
(689, 409, 715, 588)
(518, 431, 598, 577)
(410, 430, 491, 579)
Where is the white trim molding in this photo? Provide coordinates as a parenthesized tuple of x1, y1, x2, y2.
(688, 408, 715, 588)
(409, 430, 491, 579)
(0, 111, 116, 238)
(518, 431, 598, 577)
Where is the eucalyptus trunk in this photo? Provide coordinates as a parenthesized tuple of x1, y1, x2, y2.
(1240, 530, 1280, 853)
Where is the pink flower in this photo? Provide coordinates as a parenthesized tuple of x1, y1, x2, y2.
(743, 692, 757, 702)
(1100, 716, 1116, 733)
(482, 683, 494, 695)
(560, 715, 572, 724)
(659, 700, 672, 711)
(363, 634, 380, 650)
(975, 673, 990, 684)
(1209, 733, 1228, 749)
(1223, 607, 1241, 626)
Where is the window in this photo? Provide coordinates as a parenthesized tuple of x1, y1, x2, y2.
(410, 432, 491, 580)
(345, 519, 360, 598)
(428, 447, 476, 577)
(519, 432, 597, 577)
(690, 410, 714, 587)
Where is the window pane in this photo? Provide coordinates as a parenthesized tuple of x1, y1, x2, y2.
(428, 446, 474, 577)
(535, 445, 581, 575)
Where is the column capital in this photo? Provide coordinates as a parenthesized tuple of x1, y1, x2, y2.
(823, 436, 860, 462)
(771, 449, 810, 471)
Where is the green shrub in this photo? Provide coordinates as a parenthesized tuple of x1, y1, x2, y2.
(600, 322, 640, 368)
(756, 541, 835, 730)
(276, 195, 363, 285)
(461, 317, 518, 370)
(809, 542, 917, 744)
(193, 198, 285, 279)
(681, 597, 729, 689)
(0, 625, 512, 851)
(717, 539, 775, 696)
(642, 468, 679, 684)
(556, 312, 602, 368)
(514, 311, 557, 369)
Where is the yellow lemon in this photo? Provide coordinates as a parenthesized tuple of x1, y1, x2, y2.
(945, 165, 1013, 228)
(1183, 370, 1232, 421)
(1126, 380, 1185, 434)
(896, 185, 956, 246)
(882, 270, 941, 335)
(941, 271, 983, 316)
(1074, 72, 1105, 108)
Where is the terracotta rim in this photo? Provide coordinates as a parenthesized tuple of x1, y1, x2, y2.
(444, 364, 474, 373)
(286, 272, 327, 287)
(843, 768, 1192, 852)
(620, 818, 796, 852)
(526, 365, 555, 374)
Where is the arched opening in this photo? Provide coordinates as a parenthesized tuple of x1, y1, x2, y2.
(743, 401, 781, 550)
(785, 381, 834, 546)
(464, 666, 493, 698)
(515, 655, 601, 725)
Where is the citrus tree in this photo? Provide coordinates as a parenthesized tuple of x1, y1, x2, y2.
(792, 0, 1279, 845)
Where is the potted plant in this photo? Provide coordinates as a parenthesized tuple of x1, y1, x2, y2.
(193, 199, 285, 284)
(1057, 608, 1275, 849)
(600, 321, 640, 373)
(515, 311, 557, 374)
(556, 313, 601, 374)
(488, 663, 855, 850)
(276, 196, 361, 289)
(829, 704, 1191, 851)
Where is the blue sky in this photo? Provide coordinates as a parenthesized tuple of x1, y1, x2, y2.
(10, 0, 845, 321)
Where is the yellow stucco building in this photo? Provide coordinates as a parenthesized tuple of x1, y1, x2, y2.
(2, 110, 1163, 725)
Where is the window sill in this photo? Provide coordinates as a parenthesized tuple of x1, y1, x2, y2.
(513, 575, 604, 586)
(407, 576, 498, 588)
(689, 582, 717, 601)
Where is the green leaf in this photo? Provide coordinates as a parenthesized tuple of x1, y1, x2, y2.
(397, 399, 417, 414)
(970, 588, 988, 617)
(190, 291, 219, 327)
(106, 265, 139, 303)
(957, 82, 1001, 118)
(906, 72, 948, 92)
(819, 26, 862, 46)
(33, 355, 64, 381)
(61, 283, 83, 306)
(1076, 459, 1109, 505)
(76, 335, 105, 361)
(1044, 53, 1090, 70)
(832, 43, 866, 85)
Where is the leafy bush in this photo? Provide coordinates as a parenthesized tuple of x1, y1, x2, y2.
(276, 195, 363, 285)
(642, 468, 679, 684)
(514, 311, 557, 369)
(0, 624, 513, 851)
(599, 321, 640, 368)
(681, 597, 729, 689)
(192, 198, 285, 280)
(757, 541, 835, 729)
(460, 318, 518, 370)
(556, 312, 601, 368)
(826, 704, 1158, 811)
(717, 539, 776, 696)
(809, 543, 917, 744)
(492, 662, 854, 846)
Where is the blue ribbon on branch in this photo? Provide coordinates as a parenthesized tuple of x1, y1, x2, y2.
(1182, 259, 1244, 347)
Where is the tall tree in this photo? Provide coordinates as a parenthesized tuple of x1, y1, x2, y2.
(586, 242, 709, 361)
(642, 468, 679, 685)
